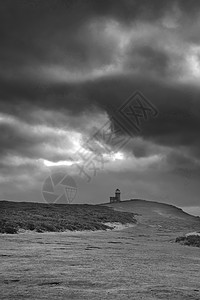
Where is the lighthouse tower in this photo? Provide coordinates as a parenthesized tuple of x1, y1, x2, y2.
(115, 189, 121, 202)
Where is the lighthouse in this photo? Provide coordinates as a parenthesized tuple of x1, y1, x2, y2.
(110, 189, 121, 203)
(115, 188, 121, 202)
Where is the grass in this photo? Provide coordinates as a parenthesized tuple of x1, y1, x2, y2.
(175, 235, 200, 247)
(0, 200, 136, 234)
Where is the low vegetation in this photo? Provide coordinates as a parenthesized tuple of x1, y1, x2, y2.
(0, 201, 136, 234)
(175, 235, 200, 247)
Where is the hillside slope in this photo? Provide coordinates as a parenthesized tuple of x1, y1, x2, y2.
(0, 200, 136, 234)
(103, 199, 200, 231)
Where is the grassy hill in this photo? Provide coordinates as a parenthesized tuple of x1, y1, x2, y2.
(103, 199, 200, 231)
(0, 200, 136, 234)
(1, 199, 200, 239)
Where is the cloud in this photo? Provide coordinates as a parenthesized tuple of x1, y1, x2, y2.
(0, 0, 200, 84)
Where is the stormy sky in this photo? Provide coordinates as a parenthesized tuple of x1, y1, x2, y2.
(0, 0, 200, 214)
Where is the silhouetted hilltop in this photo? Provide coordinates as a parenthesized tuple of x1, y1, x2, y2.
(103, 199, 200, 231)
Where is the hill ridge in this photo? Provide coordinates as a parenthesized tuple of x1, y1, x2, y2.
(102, 198, 196, 217)
(103, 198, 200, 231)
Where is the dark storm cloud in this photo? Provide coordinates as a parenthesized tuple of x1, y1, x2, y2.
(79, 75, 200, 149)
(0, 0, 199, 77)
(0, 0, 199, 99)
(124, 45, 170, 76)
(1, 72, 200, 163)
(0, 0, 198, 103)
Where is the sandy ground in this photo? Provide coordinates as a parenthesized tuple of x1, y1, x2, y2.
(186, 232, 200, 237)
(0, 221, 200, 300)
(16, 222, 136, 235)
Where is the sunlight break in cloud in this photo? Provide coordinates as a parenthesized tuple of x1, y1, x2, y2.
(42, 159, 80, 167)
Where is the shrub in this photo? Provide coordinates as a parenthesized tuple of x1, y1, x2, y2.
(4, 225, 18, 234)
(26, 222, 35, 231)
(176, 235, 200, 247)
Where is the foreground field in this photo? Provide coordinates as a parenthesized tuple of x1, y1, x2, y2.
(1, 199, 200, 299)
(1, 225, 200, 300)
